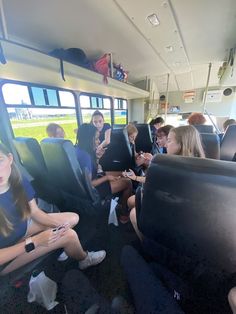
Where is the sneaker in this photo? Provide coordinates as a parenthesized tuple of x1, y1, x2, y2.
(79, 250, 106, 270)
(57, 251, 68, 262)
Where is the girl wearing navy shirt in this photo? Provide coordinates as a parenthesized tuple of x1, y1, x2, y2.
(91, 110, 111, 152)
(0, 144, 106, 275)
(75, 124, 132, 211)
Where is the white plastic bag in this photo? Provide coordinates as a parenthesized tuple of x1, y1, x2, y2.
(27, 271, 59, 310)
(108, 198, 119, 226)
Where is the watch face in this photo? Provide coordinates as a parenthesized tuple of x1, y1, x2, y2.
(26, 242, 35, 253)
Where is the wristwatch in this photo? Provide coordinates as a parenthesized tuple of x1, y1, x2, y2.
(25, 237, 35, 253)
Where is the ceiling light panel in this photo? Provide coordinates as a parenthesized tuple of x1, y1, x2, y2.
(147, 13, 160, 26)
(116, 0, 190, 75)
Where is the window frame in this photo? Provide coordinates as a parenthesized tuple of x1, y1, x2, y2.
(0, 79, 77, 109)
(79, 93, 128, 127)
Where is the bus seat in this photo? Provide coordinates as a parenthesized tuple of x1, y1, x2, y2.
(200, 133, 220, 159)
(13, 137, 48, 179)
(40, 138, 87, 198)
(138, 154, 236, 274)
(100, 128, 133, 171)
(13, 137, 62, 208)
(220, 124, 236, 161)
(193, 124, 214, 133)
(41, 138, 108, 247)
(135, 124, 153, 153)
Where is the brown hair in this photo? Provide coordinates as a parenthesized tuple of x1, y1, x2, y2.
(157, 125, 173, 137)
(125, 123, 138, 136)
(223, 119, 236, 131)
(170, 125, 205, 158)
(46, 123, 64, 137)
(91, 110, 104, 122)
(0, 144, 31, 237)
(187, 112, 206, 125)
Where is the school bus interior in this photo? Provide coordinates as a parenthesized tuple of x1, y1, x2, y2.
(1, 1, 236, 313)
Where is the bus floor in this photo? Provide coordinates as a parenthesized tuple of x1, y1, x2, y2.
(1, 222, 138, 314)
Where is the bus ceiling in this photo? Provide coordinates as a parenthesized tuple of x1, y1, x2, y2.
(0, 0, 236, 94)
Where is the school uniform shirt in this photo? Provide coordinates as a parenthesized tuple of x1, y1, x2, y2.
(75, 146, 111, 199)
(75, 146, 97, 179)
(0, 178, 35, 249)
(99, 123, 111, 143)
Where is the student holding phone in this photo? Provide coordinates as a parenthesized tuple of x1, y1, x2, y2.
(128, 125, 205, 240)
(75, 124, 132, 214)
(0, 143, 106, 275)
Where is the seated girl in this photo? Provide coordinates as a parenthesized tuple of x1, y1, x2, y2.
(0, 144, 106, 275)
(125, 123, 153, 171)
(127, 125, 205, 240)
(156, 125, 174, 154)
(91, 110, 111, 153)
(46, 123, 65, 138)
(75, 124, 132, 214)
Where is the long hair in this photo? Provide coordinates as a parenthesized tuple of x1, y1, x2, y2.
(90, 110, 104, 123)
(0, 144, 31, 237)
(75, 124, 97, 161)
(170, 125, 205, 158)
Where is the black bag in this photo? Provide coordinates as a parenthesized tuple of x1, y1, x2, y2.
(49, 48, 91, 81)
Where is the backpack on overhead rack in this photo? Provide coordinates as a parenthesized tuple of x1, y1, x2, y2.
(49, 48, 92, 81)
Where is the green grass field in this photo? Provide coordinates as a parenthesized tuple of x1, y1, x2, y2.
(11, 116, 127, 142)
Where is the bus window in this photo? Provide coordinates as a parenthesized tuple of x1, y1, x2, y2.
(80, 94, 112, 124)
(59, 91, 75, 107)
(114, 99, 128, 125)
(2, 82, 78, 143)
(79, 95, 90, 108)
(81, 109, 111, 124)
(2, 83, 31, 105)
(31, 87, 47, 106)
(7, 107, 77, 143)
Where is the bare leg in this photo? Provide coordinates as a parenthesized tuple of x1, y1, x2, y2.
(127, 195, 135, 210)
(110, 178, 132, 210)
(228, 287, 236, 314)
(25, 212, 79, 237)
(106, 171, 122, 177)
(130, 207, 143, 241)
(1, 228, 87, 275)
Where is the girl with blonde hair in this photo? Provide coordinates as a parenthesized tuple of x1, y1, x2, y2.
(129, 125, 205, 240)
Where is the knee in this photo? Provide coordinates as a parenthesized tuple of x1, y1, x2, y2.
(127, 195, 135, 208)
(68, 213, 79, 227)
(64, 228, 78, 243)
(228, 287, 236, 308)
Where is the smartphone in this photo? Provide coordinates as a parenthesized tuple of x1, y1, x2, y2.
(126, 171, 133, 176)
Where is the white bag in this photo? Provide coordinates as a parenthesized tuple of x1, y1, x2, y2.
(27, 271, 59, 310)
(108, 198, 119, 226)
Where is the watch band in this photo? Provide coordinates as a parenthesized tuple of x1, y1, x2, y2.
(25, 236, 32, 245)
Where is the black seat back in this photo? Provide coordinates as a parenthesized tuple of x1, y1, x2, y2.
(200, 133, 220, 159)
(139, 154, 236, 273)
(13, 137, 63, 207)
(193, 124, 214, 133)
(100, 128, 133, 171)
(135, 124, 153, 153)
(41, 138, 87, 197)
(220, 124, 236, 161)
(13, 137, 48, 180)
